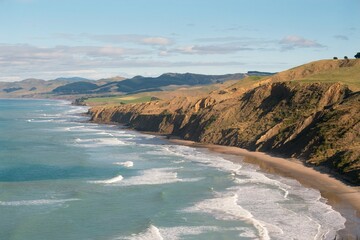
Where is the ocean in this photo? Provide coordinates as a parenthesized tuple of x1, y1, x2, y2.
(0, 99, 346, 240)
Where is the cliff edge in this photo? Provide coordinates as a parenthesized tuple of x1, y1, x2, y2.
(89, 81, 360, 184)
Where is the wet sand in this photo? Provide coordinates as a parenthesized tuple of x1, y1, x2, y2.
(169, 138, 360, 239)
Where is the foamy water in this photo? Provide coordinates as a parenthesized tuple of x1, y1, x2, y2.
(0, 99, 346, 240)
(0, 198, 80, 206)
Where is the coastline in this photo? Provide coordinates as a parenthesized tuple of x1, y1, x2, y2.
(86, 114, 360, 238)
(168, 138, 360, 238)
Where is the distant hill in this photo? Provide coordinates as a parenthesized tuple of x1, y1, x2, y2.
(52, 82, 99, 94)
(95, 76, 126, 86)
(0, 76, 125, 98)
(49, 72, 248, 95)
(3, 87, 23, 93)
(52, 77, 94, 82)
(104, 73, 247, 93)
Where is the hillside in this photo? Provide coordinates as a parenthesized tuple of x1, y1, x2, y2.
(52, 82, 99, 94)
(0, 72, 250, 98)
(111, 73, 247, 93)
(88, 59, 360, 184)
(0, 78, 65, 98)
(262, 59, 360, 91)
(0, 76, 126, 99)
(86, 72, 248, 94)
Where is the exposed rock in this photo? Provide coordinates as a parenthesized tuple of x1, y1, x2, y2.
(89, 81, 360, 184)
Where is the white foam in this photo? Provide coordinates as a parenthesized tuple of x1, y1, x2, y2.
(120, 168, 181, 186)
(137, 138, 345, 239)
(39, 113, 62, 118)
(66, 106, 89, 114)
(235, 170, 290, 199)
(119, 225, 258, 240)
(111, 131, 137, 138)
(67, 126, 86, 131)
(184, 193, 270, 240)
(89, 175, 124, 184)
(114, 161, 134, 168)
(159, 144, 242, 174)
(158, 226, 216, 239)
(122, 225, 163, 240)
(228, 174, 346, 240)
(307, 200, 346, 240)
(51, 126, 86, 132)
(0, 198, 80, 206)
(91, 168, 200, 186)
(173, 160, 185, 164)
(74, 137, 127, 147)
(31, 119, 54, 123)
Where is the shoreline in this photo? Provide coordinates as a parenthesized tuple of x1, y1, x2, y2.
(88, 120, 360, 238)
(168, 138, 360, 238)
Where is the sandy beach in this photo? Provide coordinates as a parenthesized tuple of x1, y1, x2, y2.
(169, 138, 360, 238)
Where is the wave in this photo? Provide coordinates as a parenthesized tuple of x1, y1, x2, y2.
(234, 170, 290, 199)
(119, 224, 263, 240)
(113, 161, 134, 168)
(119, 225, 225, 240)
(39, 113, 62, 118)
(89, 175, 124, 184)
(183, 193, 270, 240)
(65, 106, 89, 115)
(228, 174, 346, 240)
(111, 131, 137, 138)
(121, 168, 181, 186)
(159, 144, 243, 174)
(121, 225, 163, 240)
(90, 168, 201, 186)
(156, 142, 345, 239)
(74, 137, 127, 147)
(30, 119, 54, 123)
(0, 198, 80, 206)
(64, 126, 100, 132)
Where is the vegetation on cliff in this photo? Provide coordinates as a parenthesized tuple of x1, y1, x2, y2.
(89, 59, 360, 184)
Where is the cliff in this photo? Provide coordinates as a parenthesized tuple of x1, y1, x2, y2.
(89, 81, 360, 185)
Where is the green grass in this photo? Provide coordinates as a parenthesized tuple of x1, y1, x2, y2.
(85, 95, 155, 105)
(296, 66, 360, 91)
(226, 75, 267, 90)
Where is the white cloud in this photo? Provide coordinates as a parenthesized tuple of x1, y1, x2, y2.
(0, 43, 244, 81)
(169, 44, 254, 55)
(56, 33, 173, 46)
(0, 44, 148, 62)
(141, 37, 172, 46)
(279, 35, 325, 50)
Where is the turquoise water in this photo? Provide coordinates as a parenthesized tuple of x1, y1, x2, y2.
(0, 99, 346, 240)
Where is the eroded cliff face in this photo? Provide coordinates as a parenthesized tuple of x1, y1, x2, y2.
(89, 82, 360, 184)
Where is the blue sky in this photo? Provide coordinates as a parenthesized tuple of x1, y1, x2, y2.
(0, 0, 358, 81)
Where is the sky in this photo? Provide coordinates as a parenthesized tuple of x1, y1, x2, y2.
(0, 0, 359, 81)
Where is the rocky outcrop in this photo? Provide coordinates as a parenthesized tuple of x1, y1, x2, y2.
(89, 82, 360, 184)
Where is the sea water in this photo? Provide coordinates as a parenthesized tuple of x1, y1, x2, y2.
(0, 99, 346, 240)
